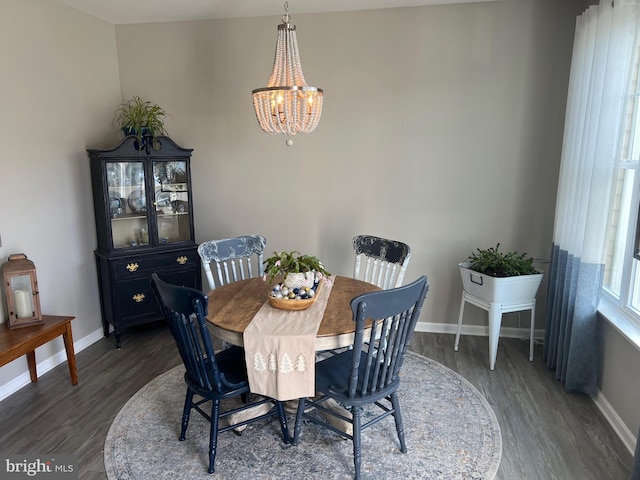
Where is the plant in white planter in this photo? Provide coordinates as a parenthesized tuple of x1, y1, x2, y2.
(459, 244, 543, 304)
(457, 244, 544, 370)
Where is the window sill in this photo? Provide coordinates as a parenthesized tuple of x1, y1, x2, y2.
(598, 296, 640, 352)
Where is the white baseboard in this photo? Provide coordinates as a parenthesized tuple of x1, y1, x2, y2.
(415, 320, 545, 340)
(0, 327, 104, 402)
(592, 389, 637, 456)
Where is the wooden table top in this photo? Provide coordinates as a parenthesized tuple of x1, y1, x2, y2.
(0, 315, 75, 366)
(206, 276, 380, 351)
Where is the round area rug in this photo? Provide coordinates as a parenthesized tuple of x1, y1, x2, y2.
(104, 352, 501, 480)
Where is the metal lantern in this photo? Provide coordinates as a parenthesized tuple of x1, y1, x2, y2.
(1, 253, 43, 328)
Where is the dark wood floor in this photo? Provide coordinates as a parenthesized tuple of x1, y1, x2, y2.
(0, 323, 633, 479)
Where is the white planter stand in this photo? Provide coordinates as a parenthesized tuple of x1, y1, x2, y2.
(455, 263, 543, 370)
(454, 291, 536, 370)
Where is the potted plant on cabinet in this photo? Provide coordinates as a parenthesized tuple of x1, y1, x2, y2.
(113, 95, 168, 151)
(459, 243, 544, 303)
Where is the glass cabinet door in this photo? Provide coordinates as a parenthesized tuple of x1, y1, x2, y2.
(107, 161, 150, 249)
(153, 160, 191, 244)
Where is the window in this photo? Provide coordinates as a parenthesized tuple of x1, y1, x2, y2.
(602, 37, 640, 327)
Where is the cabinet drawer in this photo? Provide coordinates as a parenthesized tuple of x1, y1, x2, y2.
(116, 269, 199, 326)
(117, 277, 161, 323)
(113, 250, 199, 278)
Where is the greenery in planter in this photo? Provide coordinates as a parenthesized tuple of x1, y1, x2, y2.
(467, 243, 537, 277)
(113, 96, 168, 150)
(263, 251, 331, 284)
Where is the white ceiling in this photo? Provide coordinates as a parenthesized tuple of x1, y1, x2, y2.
(54, 0, 495, 25)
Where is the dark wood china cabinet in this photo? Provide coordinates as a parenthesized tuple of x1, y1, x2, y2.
(88, 136, 200, 348)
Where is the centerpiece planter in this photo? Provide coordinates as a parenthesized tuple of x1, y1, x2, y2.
(283, 272, 316, 289)
(268, 277, 324, 311)
(263, 251, 331, 311)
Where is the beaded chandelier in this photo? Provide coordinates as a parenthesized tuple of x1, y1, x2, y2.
(252, 3, 323, 145)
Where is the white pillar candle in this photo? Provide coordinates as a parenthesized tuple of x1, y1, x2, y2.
(14, 290, 32, 318)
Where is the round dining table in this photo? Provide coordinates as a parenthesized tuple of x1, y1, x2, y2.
(205, 275, 380, 351)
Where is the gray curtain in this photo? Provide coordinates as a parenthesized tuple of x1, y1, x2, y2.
(543, 245, 603, 394)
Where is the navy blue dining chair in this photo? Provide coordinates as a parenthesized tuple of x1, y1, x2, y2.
(292, 275, 429, 480)
(150, 273, 290, 474)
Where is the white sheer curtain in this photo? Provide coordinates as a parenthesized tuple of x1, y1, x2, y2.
(544, 0, 637, 392)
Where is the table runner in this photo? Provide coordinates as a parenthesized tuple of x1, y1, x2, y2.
(243, 280, 333, 401)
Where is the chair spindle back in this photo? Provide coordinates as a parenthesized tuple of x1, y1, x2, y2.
(346, 275, 428, 400)
(197, 235, 267, 291)
(352, 235, 411, 289)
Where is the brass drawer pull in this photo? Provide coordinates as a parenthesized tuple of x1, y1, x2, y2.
(132, 293, 145, 303)
(126, 263, 139, 272)
(176, 256, 188, 265)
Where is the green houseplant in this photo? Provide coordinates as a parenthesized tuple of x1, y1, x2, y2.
(263, 251, 331, 286)
(467, 243, 538, 277)
(113, 96, 168, 150)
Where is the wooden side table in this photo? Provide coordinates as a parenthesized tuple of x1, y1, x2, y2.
(0, 315, 78, 385)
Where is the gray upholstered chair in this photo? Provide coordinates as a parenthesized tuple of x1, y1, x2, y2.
(197, 235, 267, 291)
(352, 234, 412, 289)
(292, 276, 429, 480)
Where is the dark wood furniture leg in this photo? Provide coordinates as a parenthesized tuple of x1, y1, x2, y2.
(26, 350, 37, 382)
(62, 320, 78, 385)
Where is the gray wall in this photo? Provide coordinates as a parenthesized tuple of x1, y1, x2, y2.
(0, 0, 638, 455)
(0, 0, 120, 384)
(114, 0, 572, 333)
(598, 317, 640, 450)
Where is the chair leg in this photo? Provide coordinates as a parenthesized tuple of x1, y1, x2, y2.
(390, 393, 407, 453)
(208, 399, 221, 474)
(179, 388, 194, 441)
(292, 397, 306, 446)
(352, 406, 363, 480)
(275, 401, 291, 444)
